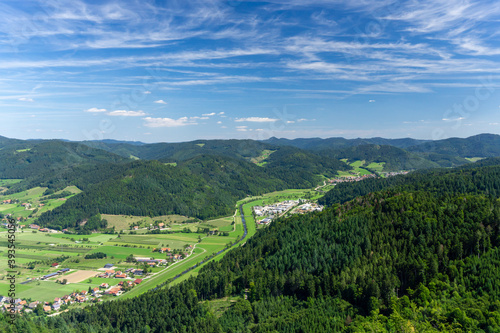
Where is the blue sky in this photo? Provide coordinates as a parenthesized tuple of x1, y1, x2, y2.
(1, 0, 500, 142)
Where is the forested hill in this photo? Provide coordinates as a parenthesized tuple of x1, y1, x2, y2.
(12, 162, 500, 332)
(322, 144, 442, 171)
(406, 133, 500, 157)
(319, 159, 500, 207)
(82, 139, 273, 161)
(263, 136, 429, 150)
(35, 154, 326, 229)
(0, 140, 128, 179)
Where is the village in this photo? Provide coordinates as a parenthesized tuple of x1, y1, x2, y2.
(0, 244, 194, 315)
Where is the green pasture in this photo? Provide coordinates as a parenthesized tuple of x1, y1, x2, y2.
(103, 214, 190, 230)
(366, 162, 385, 173)
(0, 179, 22, 187)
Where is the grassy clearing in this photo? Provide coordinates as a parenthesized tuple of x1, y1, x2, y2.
(103, 214, 191, 230)
(0, 179, 22, 187)
(366, 162, 385, 173)
(250, 149, 275, 166)
(465, 157, 484, 162)
(338, 160, 373, 177)
(0, 185, 81, 220)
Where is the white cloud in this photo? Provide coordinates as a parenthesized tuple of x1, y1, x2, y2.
(202, 112, 216, 116)
(18, 97, 34, 102)
(143, 117, 197, 127)
(218, 112, 225, 115)
(86, 107, 107, 113)
(108, 110, 146, 116)
(217, 121, 222, 124)
(442, 117, 465, 121)
(144, 91, 151, 94)
(154, 100, 167, 104)
(235, 117, 279, 122)
(369, 100, 376, 103)
(286, 120, 295, 124)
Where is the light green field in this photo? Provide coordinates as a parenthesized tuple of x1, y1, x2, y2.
(338, 160, 373, 177)
(366, 162, 385, 173)
(465, 157, 484, 162)
(250, 149, 275, 166)
(0, 179, 22, 187)
(103, 214, 191, 230)
(0, 185, 81, 220)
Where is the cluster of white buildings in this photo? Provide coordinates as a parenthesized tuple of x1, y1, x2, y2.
(295, 203, 324, 214)
(253, 200, 299, 217)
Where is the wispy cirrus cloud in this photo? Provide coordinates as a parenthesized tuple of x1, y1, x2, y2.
(154, 100, 167, 104)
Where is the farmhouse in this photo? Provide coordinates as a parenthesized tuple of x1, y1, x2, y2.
(104, 264, 114, 269)
(28, 301, 39, 309)
(42, 272, 59, 280)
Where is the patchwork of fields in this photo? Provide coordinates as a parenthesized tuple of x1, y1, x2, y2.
(0, 179, 325, 309)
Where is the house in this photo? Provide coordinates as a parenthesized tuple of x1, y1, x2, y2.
(133, 226, 139, 230)
(100, 283, 109, 288)
(134, 279, 143, 284)
(104, 264, 113, 269)
(115, 273, 127, 278)
(28, 301, 39, 309)
(43, 306, 51, 312)
(105, 269, 115, 274)
(158, 222, 165, 228)
(160, 247, 171, 253)
(133, 269, 144, 275)
(52, 303, 60, 310)
(52, 262, 59, 268)
(18, 300, 26, 306)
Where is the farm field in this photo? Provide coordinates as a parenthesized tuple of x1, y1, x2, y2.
(0, 180, 329, 311)
(102, 214, 192, 231)
(337, 160, 374, 177)
(0, 210, 247, 307)
(0, 185, 81, 221)
(366, 161, 385, 173)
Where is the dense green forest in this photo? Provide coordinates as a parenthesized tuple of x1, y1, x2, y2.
(33, 152, 344, 230)
(3, 162, 500, 332)
(319, 159, 500, 207)
(0, 140, 128, 179)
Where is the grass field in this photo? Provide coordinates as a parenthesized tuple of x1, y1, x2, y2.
(465, 157, 484, 162)
(103, 214, 191, 230)
(0, 179, 332, 309)
(0, 179, 22, 187)
(0, 185, 81, 220)
(337, 160, 373, 177)
(366, 162, 385, 173)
